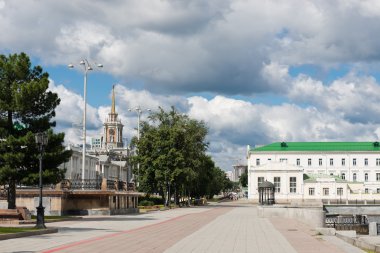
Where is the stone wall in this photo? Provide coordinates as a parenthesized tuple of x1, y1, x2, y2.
(325, 205, 380, 215)
(1, 190, 140, 216)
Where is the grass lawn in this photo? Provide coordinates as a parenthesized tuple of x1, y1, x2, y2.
(0, 227, 39, 234)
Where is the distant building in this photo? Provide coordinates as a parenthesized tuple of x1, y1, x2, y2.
(247, 142, 380, 203)
(61, 85, 131, 183)
(15, 86, 139, 217)
(91, 137, 102, 150)
(225, 171, 233, 181)
(59, 145, 129, 182)
(233, 164, 247, 182)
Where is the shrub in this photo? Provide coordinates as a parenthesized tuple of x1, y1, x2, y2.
(139, 195, 165, 205)
(139, 200, 154, 206)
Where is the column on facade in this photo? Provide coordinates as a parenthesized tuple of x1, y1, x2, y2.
(70, 154, 74, 180)
(116, 126, 119, 145)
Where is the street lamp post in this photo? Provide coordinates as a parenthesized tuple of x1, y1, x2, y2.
(128, 107, 151, 186)
(68, 60, 102, 188)
(35, 132, 48, 229)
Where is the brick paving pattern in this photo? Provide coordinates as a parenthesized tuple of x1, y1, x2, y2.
(164, 203, 297, 253)
(42, 207, 232, 253)
(0, 201, 367, 253)
(270, 217, 365, 253)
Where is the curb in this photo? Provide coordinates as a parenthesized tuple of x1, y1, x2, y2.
(0, 228, 58, 240)
(0, 217, 83, 225)
(335, 233, 380, 252)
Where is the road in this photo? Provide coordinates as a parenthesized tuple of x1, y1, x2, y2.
(0, 201, 364, 253)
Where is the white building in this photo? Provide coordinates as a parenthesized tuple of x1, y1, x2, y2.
(247, 142, 380, 203)
(60, 86, 131, 183)
(91, 137, 102, 150)
(232, 164, 247, 182)
(225, 171, 234, 181)
(59, 145, 128, 182)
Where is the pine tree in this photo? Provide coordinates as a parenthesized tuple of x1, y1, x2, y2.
(0, 53, 71, 209)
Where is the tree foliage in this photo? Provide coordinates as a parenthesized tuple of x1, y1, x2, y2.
(133, 107, 230, 204)
(0, 53, 71, 208)
(239, 168, 248, 187)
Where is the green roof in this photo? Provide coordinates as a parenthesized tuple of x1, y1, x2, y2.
(252, 142, 380, 152)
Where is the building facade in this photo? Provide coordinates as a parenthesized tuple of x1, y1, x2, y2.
(91, 137, 102, 150)
(225, 171, 234, 182)
(233, 164, 248, 182)
(59, 145, 128, 182)
(247, 142, 380, 202)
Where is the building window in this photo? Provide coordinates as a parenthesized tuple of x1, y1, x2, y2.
(377, 158, 380, 166)
(377, 173, 380, 181)
(341, 173, 346, 180)
(323, 188, 329, 196)
(280, 158, 287, 163)
(296, 158, 300, 166)
(342, 158, 345, 166)
(319, 158, 322, 166)
(365, 158, 368, 166)
(268, 158, 271, 161)
(258, 177, 264, 187)
(365, 173, 368, 182)
(353, 158, 356, 166)
(256, 159, 260, 166)
(330, 158, 334, 166)
(308, 158, 311, 166)
(365, 188, 369, 194)
(309, 188, 315, 196)
(274, 177, 280, 193)
(377, 188, 380, 194)
(337, 188, 343, 196)
(330, 173, 334, 176)
(289, 177, 296, 193)
(353, 173, 357, 182)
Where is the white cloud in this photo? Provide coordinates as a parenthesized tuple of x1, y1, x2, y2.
(5, 1, 380, 95)
(48, 80, 103, 144)
(50, 78, 380, 170)
(288, 73, 380, 124)
(5, 1, 380, 170)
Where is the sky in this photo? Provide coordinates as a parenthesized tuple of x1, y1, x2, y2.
(2, 0, 380, 171)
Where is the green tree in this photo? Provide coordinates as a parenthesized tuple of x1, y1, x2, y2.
(0, 53, 71, 209)
(239, 168, 248, 187)
(134, 107, 227, 205)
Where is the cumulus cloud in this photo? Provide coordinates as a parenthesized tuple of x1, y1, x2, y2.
(288, 73, 380, 124)
(49, 78, 380, 170)
(3, 1, 380, 95)
(48, 80, 103, 144)
(4, 1, 380, 170)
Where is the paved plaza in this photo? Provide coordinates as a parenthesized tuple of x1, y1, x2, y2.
(0, 201, 365, 253)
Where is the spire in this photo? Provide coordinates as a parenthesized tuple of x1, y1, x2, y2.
(111, 85, 116, 114)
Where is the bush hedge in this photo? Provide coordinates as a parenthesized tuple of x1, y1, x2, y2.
(139, 195, 165, 205)
(138, 200, 155, 206)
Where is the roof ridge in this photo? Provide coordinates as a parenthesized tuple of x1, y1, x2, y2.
(252, 141, 380, 152)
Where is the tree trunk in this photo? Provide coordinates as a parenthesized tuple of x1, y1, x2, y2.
(174, 186, 178, 205)
(7, 179, 16, 209)
(168, 183, 171, 207)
